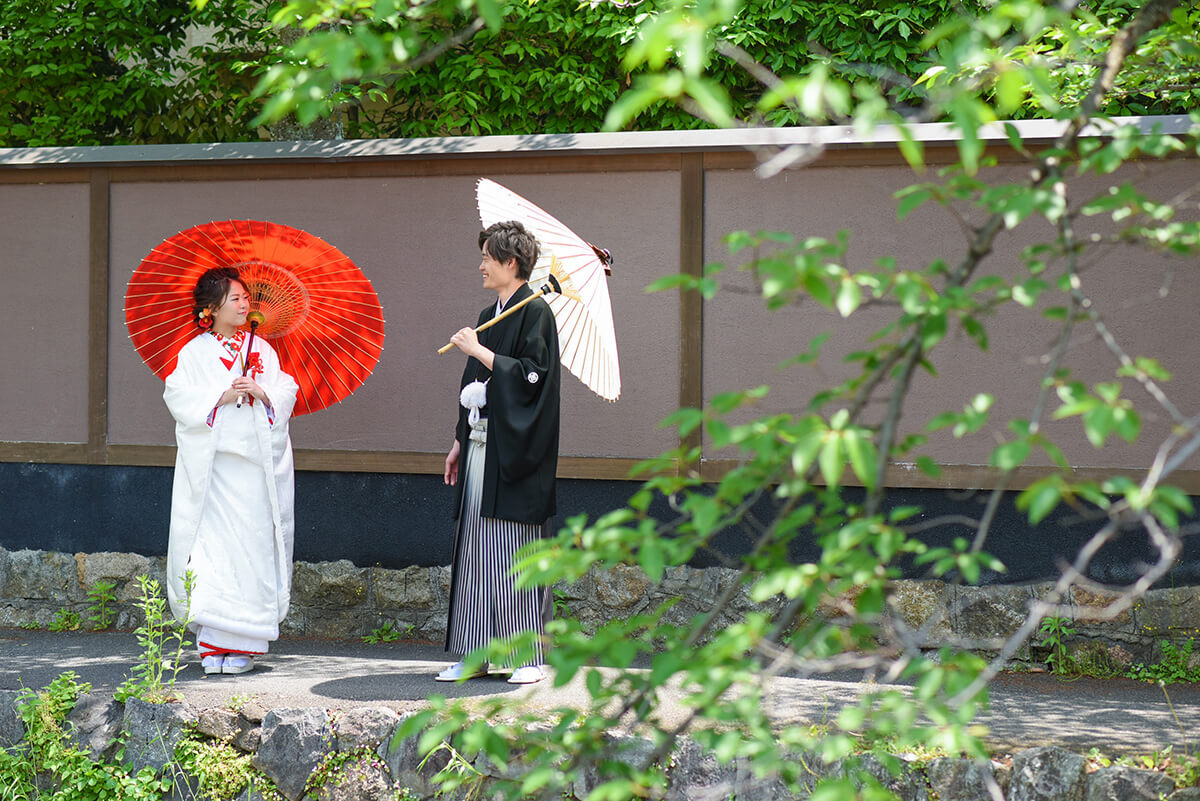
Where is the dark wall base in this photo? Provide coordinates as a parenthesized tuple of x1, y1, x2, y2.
(2, 462, 1196, 586)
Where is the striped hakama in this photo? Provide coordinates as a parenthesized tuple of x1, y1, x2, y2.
(446, 418, 549, 666)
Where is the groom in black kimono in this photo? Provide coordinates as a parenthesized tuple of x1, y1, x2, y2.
(439, 220, 561, 685)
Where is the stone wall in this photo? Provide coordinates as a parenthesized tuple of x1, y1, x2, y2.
(0, 546, 1195, 663)
(0, 687, 1195, 801)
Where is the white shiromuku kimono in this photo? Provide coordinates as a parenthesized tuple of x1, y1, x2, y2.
(164, 331, 298, 657)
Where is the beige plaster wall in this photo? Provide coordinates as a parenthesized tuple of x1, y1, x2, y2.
(0, 183, 90, 443)
(703, 159, 1200, 472)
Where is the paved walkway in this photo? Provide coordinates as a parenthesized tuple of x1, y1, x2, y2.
(3, 628, 1197, 756)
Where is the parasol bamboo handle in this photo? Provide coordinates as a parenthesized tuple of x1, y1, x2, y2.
(236, 316, 263, 408)
(437, 275, 561, 355)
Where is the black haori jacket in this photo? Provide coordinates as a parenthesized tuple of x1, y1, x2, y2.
(453, 282, 561, 525)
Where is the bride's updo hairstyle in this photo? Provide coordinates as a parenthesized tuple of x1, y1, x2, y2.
(192, 267, 242, 330)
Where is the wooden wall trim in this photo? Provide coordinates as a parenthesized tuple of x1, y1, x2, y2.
(0, 168, 91, 185)
(3, 443, 647, 480)
(700, 458, 1200, 495)
(0, 443, 88, 463)
(105, 153, 683, 184)
(7, 440, 1200, 493)
(87, 170, 110, 464)
(679, 154, 705, 464)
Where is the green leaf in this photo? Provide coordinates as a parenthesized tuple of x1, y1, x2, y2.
(991, 440, 1030, 470)
(1082, 405, 1116, 448)
(920, 311, 947, 350)
(836, 276, 862, 317)
(1117, 357, 1173, 382)
(897, 125, 925, 170)
(792, 431, 826, 476)
(895, 186, 934, 220)
(810, 777, 857, 801)
(1017, 478, 1061, 525)
(819, 433, 844, 487)
(915, 455, 941, 478)
(804, 270, 835, 307)
(646, 274, 698, 293)
(844, 430, 878, 491)
(995, 67, 1027, 115)
(663, 407, 704, 437)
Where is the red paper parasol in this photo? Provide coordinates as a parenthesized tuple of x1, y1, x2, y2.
(125, 219, 384, 416)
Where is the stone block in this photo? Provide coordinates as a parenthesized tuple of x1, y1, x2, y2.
(4, 549, 82, 602)
(889, 580, 953, 644)
(592, 564, 652, 612)
(816, 585, 863, 621)
(1009, 746, 1086, 801)
(856, 753, 930, 801)
(1135, 587, 1200, 641)
(1169, 788, 1200, 800)
(252, 707, 333, 801)
(292, 561, 368, 609)
(0, 546, 9, 598)
(433, 566, 452, 601)
(571, 734, 658, 800)
(1071, 587, 1131, 625)
(666, 738, 737, 801)
(333, 706, 400, 752)
(0, 689, 25, 747)
(380, 718, 451, 799)
(1084, 765, 1175, 801)
(291, 607, 374, 639)
(414, 615, 447, 643)
(313, 756, 394, 801)
(927, 757, 1007, 801)
(80, 552, 157, 601)
(123, 698, 198, 776)
(240, 701, 268, 723)
(658, 566, 718, 602)
(65, 692, 123, 761)
(726, 766, 798, 801)
(372, 566, 436, 610)
(0, 602, 54, 629)
(235, 725, 263, 753)
(196, 707, 242, 743)
(951, 584, 1032, 641)
(165, 769, 203, 801)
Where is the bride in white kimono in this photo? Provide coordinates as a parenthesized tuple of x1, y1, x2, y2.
(164, 267, 299, 676)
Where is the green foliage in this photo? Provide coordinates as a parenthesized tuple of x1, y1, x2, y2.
(2, 672, 169, 800)
(226, 694, 251, 714)
(1127, 639, 1200, 684)
(1090, 744, 1200, 787)
(552, 587, 573, 619)
(361, 620, 414, 643)
(256, 0, 1196, 136)
(47, 608, 82, 633)
(7, 0, 1194, 143)
(0, 0, 270, 146)
(302, 744, 397, 798)
(86, 580, 118, 631)
(1038, 616, 1077, 674)
(172, 734, 284, 800)
(325, 0, 980, 137)
(115, 572, 194, 703)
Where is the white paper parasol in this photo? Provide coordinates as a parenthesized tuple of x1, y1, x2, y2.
(476, 178, 621, 401)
